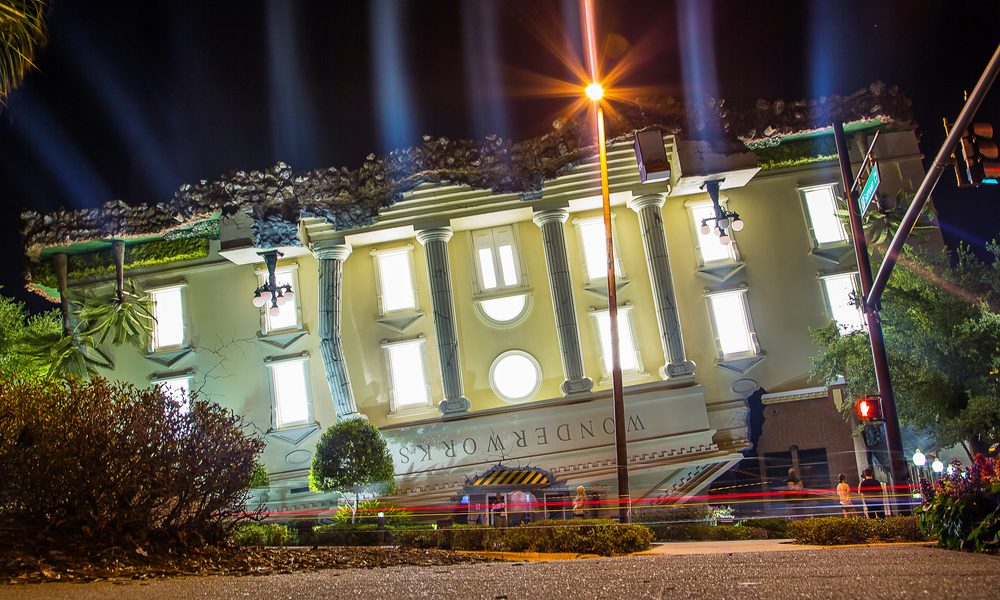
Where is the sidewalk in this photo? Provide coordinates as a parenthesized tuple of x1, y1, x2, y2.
(640, 538, 819, 555)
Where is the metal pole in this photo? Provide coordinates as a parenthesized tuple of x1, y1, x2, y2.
(595, 103, 630, 523)
(869, 42, 1000, 306)
(833, 122, 909, 515)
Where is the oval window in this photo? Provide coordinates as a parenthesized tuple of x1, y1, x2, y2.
(489, 350, 542, 402)
(477, 294, 528, 326)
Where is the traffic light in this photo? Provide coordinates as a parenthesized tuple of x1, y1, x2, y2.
(855, 396, 882, 422)
(953, 121, 1000, 187)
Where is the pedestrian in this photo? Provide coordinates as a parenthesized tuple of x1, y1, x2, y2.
(858, 468, 885, 518)
(786, 468, 805, 518)
(572, 485, 587, 518)
(836, 473, 857, 517)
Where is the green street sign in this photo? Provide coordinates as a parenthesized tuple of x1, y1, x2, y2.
(859, 162, 880, 216)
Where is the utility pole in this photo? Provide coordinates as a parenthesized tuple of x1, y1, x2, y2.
(833, 123, 909, 514)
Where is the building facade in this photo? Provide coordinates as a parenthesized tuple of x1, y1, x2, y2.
(21, 89, 936, 514)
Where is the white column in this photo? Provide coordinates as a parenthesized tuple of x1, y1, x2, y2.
(532, 208, 593, 395)
(628, 193, 696, 380)
(415, 227, 471, 416)
(311, 239, 362, 419)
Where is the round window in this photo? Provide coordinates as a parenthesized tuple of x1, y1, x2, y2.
(477, 294, 529, 326)
(489, 350, 542, 402)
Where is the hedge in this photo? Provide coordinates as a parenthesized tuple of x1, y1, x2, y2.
(789, 516, 926, 545)
(396, 520, 653, 556)
(311, 523, 427, 546)
(644, 523, 769, 542)
(31, 237, 212, 289)
(233, 523, 294, 546)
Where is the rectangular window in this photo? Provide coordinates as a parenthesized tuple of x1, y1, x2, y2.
(801, 185, 848, 246)
(691, 203, 737, 264)
(150, 286, 185, 350)
(707, 290, 756, 357)
(383, 338, 430, 411)
(593, 309, 640, 374)
(263, 267, 299, 332)
(374, 248, 417, 313)
(471, 226, 523, 292)
(576, 217, 622, 281)
(268, 358, 311, 428)
(821, 272, 865, 333)
(155, 375, 192, 413)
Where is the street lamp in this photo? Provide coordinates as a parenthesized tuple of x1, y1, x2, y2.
(931, 458, 944, 474)
(912, 449, 926, 467)
(251, 250, 293, 317)
(586, 80, 630, 524)
(699, 180, 744, 246)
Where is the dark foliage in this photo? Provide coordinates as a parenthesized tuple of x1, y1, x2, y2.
(309, 418, 396, 496)
(918, 456, 1000, 553)
(0, 376, 265, 552)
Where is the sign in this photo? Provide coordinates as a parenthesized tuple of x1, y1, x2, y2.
(858, 161, 880, 216)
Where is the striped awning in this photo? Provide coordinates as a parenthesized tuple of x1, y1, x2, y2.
(471, 465, 552, 487)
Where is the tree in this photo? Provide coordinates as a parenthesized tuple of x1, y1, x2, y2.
(0, 1, 48, 102)
(811, 243, 1000, 456)
(309, 419, 396, 522)
(0, 292, 61, 376)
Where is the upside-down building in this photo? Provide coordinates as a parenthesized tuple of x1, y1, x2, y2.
(21, 83, 937, 515)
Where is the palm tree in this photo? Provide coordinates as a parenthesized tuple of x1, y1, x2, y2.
(0, 1, 48, 102)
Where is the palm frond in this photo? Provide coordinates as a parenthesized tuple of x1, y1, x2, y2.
(0, 1, 48, 101)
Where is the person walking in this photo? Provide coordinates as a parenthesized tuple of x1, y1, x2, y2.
(858, 468, 885, 518)
(572, 486, 588, 518)
(836, 473, 858, 517)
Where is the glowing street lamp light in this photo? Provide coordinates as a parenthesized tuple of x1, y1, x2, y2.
(585, 82, 604, 101)
(931, 458, 945, 474)
(251, 250, 293, 317)
(912, 449, 926, 467)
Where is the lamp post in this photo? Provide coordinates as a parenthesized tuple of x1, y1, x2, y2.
(250, 250, 294, 317)
(700, 179, 745, 246)
(586, 81, 630, 523)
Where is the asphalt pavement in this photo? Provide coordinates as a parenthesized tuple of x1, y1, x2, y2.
(1, 544, 997, 600)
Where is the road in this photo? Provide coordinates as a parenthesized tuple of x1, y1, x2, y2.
(1, 544, 997, 599)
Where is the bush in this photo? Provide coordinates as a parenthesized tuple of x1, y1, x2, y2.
(249, 460, 270, 489)
(645, 523, 769, 542)
(0, 376, 265, 549)
(788, 516, 925, 545)
(331, 499, 414, 527)
(737, 518, 790, 538)
(309, 419, 396, 505)
(233, 523, 293, 546)
(394, 520, 652, 556)
(918, 457, 1000, 553)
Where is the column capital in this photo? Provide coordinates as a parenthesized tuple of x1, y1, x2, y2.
(531, 208, 570, 227)
(415, 226, 453, 245)
(627, 193, 666, 213)
(311, 239, 353, 261)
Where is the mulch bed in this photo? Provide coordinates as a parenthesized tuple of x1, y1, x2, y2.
(2, 545, 496, 584)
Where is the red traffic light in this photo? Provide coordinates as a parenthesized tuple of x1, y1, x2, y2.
(855, 396, 882, 421)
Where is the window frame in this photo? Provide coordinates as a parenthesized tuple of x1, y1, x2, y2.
(265, 353, 315, 430)
(381, 336, 433, 414)
(371, 245, 420, 316)
(488, 349, 543, 403)
(820, 271, 866, 334)
(148, 283, 188, 352)
(467, 225, 532, 327)
(255, 263, 302, 333)
(798, 183, 849, 249)
(705, 287, 762, 360)
(151, 372, 194, 413)
(588, 304, 646, 382)
(572, 214, 626, 283)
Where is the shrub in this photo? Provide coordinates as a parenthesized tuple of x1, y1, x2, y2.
(249, 459, 270, 489)
(233, 523, 293, 546)
(645, 524, 769, 542)
(0, 376, 265, 549)
(788, 516, 925, 545)
(918, 457, 1000, 553)
(331, 499, 414, 527)
(394, 520, 652, 556)
(312, 522, 428, 546)
(737, 518, 790, 538)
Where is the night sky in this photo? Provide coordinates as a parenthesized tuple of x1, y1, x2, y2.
(1, 0, 998, 312)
